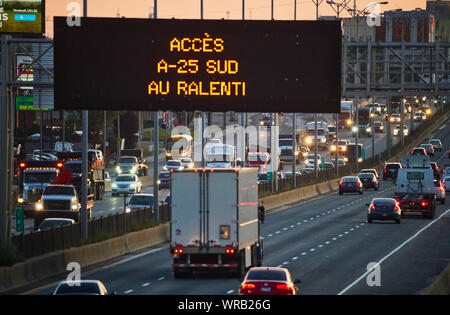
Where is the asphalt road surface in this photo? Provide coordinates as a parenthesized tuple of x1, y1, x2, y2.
(18, 115, 450, 295)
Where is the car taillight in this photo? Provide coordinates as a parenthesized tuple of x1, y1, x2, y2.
(372, 178, 376, 182)
(339, 182, 344, 186)
(356, 182, 361, 186)
(384, 168, 387, 173)
(394, 205, 400, 211)
(225, 249, 235, 254)
(421, 201, 429, 207)
(241, 283, 256, 290)
(440, 186, 444, 192)
(370, 205, 376, 210)
(276, 284, 293, 293)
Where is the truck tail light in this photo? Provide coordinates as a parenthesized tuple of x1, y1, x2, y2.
(356, 182, 361, 186)
(440, 186, 444, 192)
(370, 205, 376, 210)
(225, 249, 235, 254)
(384, 168, 387, 173)
(421, 201, 429, 207)
(174, 248, 183, 254)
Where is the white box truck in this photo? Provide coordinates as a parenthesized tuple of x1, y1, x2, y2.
(170, 167, 263, 277)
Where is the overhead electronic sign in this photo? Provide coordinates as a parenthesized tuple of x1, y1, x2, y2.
(0, 0, 45, 35)
(54, 17, 341, 113)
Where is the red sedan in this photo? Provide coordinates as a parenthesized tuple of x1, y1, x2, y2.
(239, 267, 300, 295)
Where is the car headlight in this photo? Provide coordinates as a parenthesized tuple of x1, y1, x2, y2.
(157, 180, 161, 185)
(346, 119, 352, 125)
(331, 145, 336, 151)
(305, 137, 312, 144)
(129, 184, 136, 189)
(321, 138, 326, 143)
(125, 207, 131, 213)
(131, 166, 137, 174)
(116, 166, 122, 174)
(344, 157, 348, 162)
(112, 183, 117, 189)
(17, 197, 24, 204)
(36, 202, 43, 211)
(303, 152, 308, 157)
(342, 147, 347, 151)
(352, 127, 358, 133)
(358, 158, 363, 162)
(294, 151, 299, 156)
(366, 128, 371, 133)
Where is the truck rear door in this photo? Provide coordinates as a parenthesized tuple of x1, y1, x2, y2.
(171, 172, 201, 246)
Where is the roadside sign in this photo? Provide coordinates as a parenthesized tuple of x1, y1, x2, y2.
(320, 156, 325, 169)
(267, 165, 272, 181)
(54, 17, 342, 113)
(15, 204, 24, 233)
(362, 148, 366, 160)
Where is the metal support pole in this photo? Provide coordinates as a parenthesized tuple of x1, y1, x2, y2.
(387, 96, 391, 157)
(153, 1, 159, 223)
(314, 113, 318, 179)
(372, 98, 375, 165)
(103, 111, 107, 160)
(335, 113, 339, 176)
(0, 35, 12, 243)
(355, 98, 359, 169)
(81, 0, 88, 240)
(292, 113, 296, 188)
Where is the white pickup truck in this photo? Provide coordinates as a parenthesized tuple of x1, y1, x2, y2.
(34, 184, 93, 229)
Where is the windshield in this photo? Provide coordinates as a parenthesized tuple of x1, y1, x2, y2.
(167, 161, 181, 166)
(248, 154, 269, 162)
(116, 175, 136, 182)
(24, 171, 57, 184)
(246, 270, 287, 281)
(208, 155, 232, 163)
(358, 174, 374, 178)
(308, 129, 325, 136)
(180, 158, 192, 163)
(343, 177, 359, 182)
(307, 154, 319, 159)
(159, 172, 171, 179)
(119, 157, 136, 164)
(129, 195, 154, 205)
(44, 186, 75, 195)
(55, 283, 100, 295)
(39, 220, 72, 230)
(279, 139, 292, 147)
(258, 173, 268, 181)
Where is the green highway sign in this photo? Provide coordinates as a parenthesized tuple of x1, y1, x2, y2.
(15, 96, 51, 111)
(15, 204, 24, 233)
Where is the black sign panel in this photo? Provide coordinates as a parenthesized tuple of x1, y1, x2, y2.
(54, 17, 341, 113)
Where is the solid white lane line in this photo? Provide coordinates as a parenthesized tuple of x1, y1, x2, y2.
(338, 208, 450, 295)
(142, 283, 150, 287)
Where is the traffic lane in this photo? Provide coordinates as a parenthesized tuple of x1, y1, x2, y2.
(92, 186, 170, 218)
(337, 207, 450, 295)
(258, 186, 450, 295)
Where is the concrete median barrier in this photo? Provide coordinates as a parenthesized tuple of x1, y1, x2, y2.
(260, 179, 339, 211)
(0, 223, 169, 293)
(424, 263, 450, 295)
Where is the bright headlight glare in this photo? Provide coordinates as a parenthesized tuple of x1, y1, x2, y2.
(157, 180, 161, 185)
(36, 202, 43, 211)
(112, 183, 117, 188)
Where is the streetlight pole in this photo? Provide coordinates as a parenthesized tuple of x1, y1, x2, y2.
(80, 0, 89, 240)
(153, 0, 159, 223)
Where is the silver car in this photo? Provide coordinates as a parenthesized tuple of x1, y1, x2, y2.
(53, 280, 109, 295)
(163, 160, 184, 171)
(112, 174, 142, 196)
(126, 194, 154, 214)
(429, 139, 443, 151)
(180, 158, 194, 169)
(434, 180, 446, 204)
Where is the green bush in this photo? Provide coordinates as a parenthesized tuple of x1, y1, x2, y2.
(0, 242, 19, 267)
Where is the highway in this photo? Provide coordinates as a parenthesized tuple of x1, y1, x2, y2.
(21, 116, 450, 295)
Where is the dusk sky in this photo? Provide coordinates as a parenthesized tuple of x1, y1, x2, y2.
(46, 0, 427, 36)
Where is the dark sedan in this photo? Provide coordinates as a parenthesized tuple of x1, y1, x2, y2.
(158, 171, 171, 190)
(367, 198, 401, 224)
(338, 176, 363, 195)
(358, 173, 379, 190)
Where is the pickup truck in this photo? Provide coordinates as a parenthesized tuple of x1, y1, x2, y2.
(34, 184, 94, 229)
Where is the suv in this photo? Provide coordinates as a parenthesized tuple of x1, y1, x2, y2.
(383, 162, 402, 180)
(419, 144, 435, 157)
(360, 168, 379, 179)
(411, 147, 427, 156)
(429, 139, 443, 151)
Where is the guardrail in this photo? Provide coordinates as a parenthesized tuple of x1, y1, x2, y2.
(10, 205, 170, 261)
(258, 105, 449, 196)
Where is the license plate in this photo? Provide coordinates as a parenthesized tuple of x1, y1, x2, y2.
(260, 287, 271, 293)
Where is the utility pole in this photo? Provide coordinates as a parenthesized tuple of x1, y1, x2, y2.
(153, 0, 159, 223)
(0, 35, 13, 244)
(81, 0, 88, 240)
